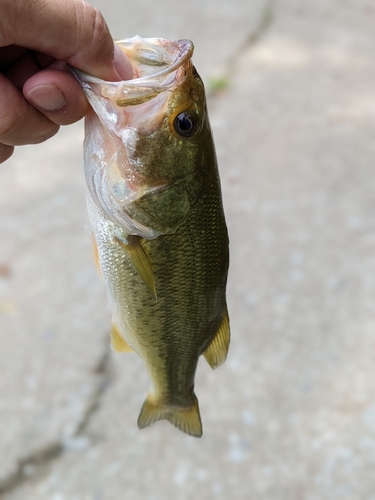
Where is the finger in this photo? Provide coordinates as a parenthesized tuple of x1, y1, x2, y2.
(0, 0, 133, 80)
(0, 45, 28, 70)
(0, 73, 59, 146)
(33, 51, 55, 69)
(4, 52, 41, 90)
(23, 64, 89, 125)
(0, 143, 14, 163)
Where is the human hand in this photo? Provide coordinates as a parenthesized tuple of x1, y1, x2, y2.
(0, 0, 133, 163)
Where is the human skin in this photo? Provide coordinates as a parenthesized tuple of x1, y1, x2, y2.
(0, 0, 133, 163)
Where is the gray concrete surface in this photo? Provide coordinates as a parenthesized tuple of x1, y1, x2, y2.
(1, 0, 375, 498)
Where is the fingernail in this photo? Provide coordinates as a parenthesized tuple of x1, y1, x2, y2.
(26, 84, 66, 111)
(114, 45, 133, 80)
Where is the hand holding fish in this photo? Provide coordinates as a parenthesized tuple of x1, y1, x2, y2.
(0, 0, 132, 164)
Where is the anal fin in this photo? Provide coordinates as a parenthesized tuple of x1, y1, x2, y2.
(137, 394, 202, 438)
(110, 320, 133, 353)
(114, 235, 157, 301)
(203, 308, 230, 370)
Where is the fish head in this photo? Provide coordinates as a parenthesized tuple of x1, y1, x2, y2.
(74, 37, 214, 238)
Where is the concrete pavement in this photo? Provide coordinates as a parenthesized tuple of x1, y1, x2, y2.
(2, 0, 375, 498)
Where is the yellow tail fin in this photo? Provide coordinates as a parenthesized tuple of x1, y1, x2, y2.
(137, 395, 202, 438)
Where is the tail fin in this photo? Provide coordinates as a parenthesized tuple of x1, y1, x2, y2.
(137, 395, 203, 438)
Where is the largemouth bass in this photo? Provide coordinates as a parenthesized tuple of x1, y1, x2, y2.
(74, 37, 229, 438)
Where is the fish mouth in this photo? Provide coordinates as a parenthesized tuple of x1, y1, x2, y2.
(73, 37, 196, 239)
(74, 37, 194, 107)
(118, 37, 194, 82)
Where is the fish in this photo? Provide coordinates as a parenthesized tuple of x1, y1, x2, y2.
(74, 37, 230, 438)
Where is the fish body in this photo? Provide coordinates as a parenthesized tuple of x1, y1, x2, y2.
(75, 37, 229, 437)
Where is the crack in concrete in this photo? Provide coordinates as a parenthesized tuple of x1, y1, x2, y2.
(0, 346, 112, 496)
(0, 443, 63, 497)
(207, 0, 275, 99)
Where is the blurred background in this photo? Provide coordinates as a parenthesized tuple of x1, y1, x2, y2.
(2, 0, 375, 498)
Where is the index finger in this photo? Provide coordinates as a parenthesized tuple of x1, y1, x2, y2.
(0, 0, 132, 80)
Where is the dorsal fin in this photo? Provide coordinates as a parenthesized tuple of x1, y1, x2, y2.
(203, 308, 230, 369)
(114, 235, 157, 301)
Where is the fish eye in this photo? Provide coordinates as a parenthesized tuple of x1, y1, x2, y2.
(173, 112, 198, 138)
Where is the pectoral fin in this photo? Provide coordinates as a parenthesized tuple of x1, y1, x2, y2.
(114, 235, 157, 301)
(92, 233, 101, 276)
(137, 394, 202, 438)
(203, 308, 230, 369)
(110, 321, 133, 353)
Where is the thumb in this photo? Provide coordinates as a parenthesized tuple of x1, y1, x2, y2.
(0, 0, 132, 80)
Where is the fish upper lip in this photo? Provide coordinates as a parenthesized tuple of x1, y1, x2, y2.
(73, 37, 194, 87)
(119, 37, 194, 85)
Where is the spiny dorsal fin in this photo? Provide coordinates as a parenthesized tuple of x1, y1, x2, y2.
(114, 235, 157, 301)
(110, 320, 133, 353)
(203, 308, 230, 370)
(137, 395, 202, 438)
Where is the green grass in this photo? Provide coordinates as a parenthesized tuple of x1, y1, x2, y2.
(209, 77, 230, 93)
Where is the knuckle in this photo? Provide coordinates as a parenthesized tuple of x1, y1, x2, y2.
(0, 76, 60, 146)
(0, 144, 14, 164)
(0, 111, 21, 143)
(0, 107, 59, 145)
(31, 123, 60, 144)
(91, 8, 109, 44)
(86, 8, 112, 61)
